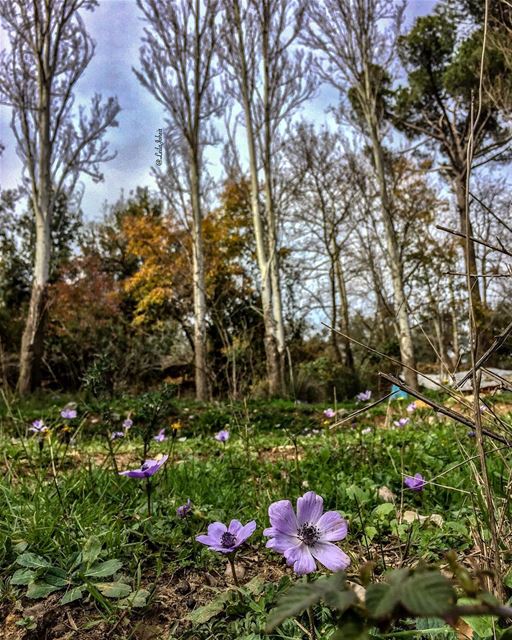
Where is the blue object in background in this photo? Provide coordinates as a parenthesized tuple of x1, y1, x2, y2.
(391, 384, 408, 400)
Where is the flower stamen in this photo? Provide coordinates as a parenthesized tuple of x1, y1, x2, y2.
(221, 531, 237, 548)
(298, 522, 320, 546)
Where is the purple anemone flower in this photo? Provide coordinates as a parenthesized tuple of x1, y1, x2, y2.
(177, 498, 193, 518)
(264, 491, 350, 575)
(196, 519, 256, 554)
(215, 430, 230, 442)
(111, 431, 125, 440)
(356, 390, 372, 402)
(119, 455, 168, 478)
(153, 428, 166, 442)
(406, 402, 417, 414)
(404, 473, 426, 491)
(394, 417, 409, 428)
(30, 419, 48, 434)
(61, 408, 77, 420)
(123, 418, 133, 430)
(323, 408, 335, 419)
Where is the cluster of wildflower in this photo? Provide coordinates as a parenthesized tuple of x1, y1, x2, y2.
(196, 491, 350, 576)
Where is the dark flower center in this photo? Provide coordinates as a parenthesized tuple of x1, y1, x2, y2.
(298, 523, 320, 546)
(221, 532, 237, 548)
(141, 461, 152, 471)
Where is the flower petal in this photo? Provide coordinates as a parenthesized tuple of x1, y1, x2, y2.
(316, 511, 348, 542)
(206, 521, 227, 541)
(266, 533, 300, 554)
(235, 520, 256, 544)
(297, 491, 324, 526)
(285, 543, 317, 575)
(119, 469, 145, 478)
(268, 499, 298, 535)
(228, 520, 243, 535)
(310, 542, 350, 572)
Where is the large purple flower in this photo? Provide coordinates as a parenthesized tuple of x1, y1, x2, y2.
(264, 491, 350, 575)
(404, 473, 426, 491)
(196, 519, 256, 554)
(119, 455, 168, 478)
(30, 419, 48, 434)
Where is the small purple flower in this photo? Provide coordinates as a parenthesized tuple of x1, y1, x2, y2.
(406, 402, 417, 414)
(153, 428, 166, 442)
(123, 418, 133, 430)
(196, 519, 256, 553)
(30, 419, 48, 434)
(215, 430, 230, 442)
(177, 498, 193, 518)
(61, 408, 77, 420)
(264, 491, 350, 575)
(404, 473, 426, 491)
(356, 390, 372, 402)
(394, 417, 409, 428)
(119, 455, 169, 478)
(111, 431, 125, 440)
(323, 408, 335, 419)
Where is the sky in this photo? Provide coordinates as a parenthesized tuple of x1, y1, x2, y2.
(0, 0, 437, 221)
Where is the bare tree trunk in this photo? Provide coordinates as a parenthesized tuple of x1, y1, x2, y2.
(368, 118, 418, 390)
(328, 257, 343, 363)
(190, 157, 208, 401)
(18, 75, 52, 395)
(335, 254, 355, 373)
(454, 176, 488, 355)
(232, 1, 281, 396)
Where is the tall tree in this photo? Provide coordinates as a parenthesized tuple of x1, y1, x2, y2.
(220, 0, 314, 395)
(135, 0, 222, 401)
(303, 0, 419, 389)
(285, 123, 355, 372)
(395, 0, 512, 341)
(0, 0, 120, 394)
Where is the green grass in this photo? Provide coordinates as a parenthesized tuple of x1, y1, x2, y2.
(0, 393, 511, 639)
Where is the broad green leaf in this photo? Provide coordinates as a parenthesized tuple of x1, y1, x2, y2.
(26, 581, 61, 599)
(96, 581, 131, 598)
(241, 576, 265, 595)
(401, 572, 455, 617)
(44, 573, 69, 588)
(13, 541, 28, 554)
(266, 573, 348, 631)
(373, 503, 395, 518)
(11, 568, 36, 585)
(186, 591, 231, 624)
(16, 552, 52, 570)
(84, 559, 122, 578)
(60, 586, 85, 605)
(120, 588, 150, 608)
(325, 589, 357, 613)
(82, 537, 102, 566)
(364, 526, 378, 541)
(365, 582, 401, 618)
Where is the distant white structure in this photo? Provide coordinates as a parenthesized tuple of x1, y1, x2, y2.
(418, 368, 512, 392)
